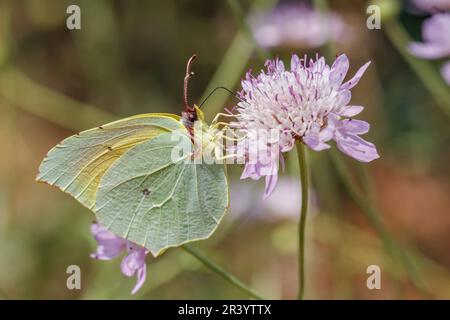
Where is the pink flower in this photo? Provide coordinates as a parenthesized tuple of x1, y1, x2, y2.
(249, 4, 350, 49)
(409, 13, 450, 85)
(229, 177, 317, 222)
(90, 223, 148, 294)
(231, 54, 379, 198)
(409, 13, 450, 58)
(411, 0, 450, 13)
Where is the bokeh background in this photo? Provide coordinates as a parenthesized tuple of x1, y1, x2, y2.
(0, 0, 449, 299)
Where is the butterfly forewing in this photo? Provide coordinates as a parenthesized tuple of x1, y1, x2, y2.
(36, 114, 184, 209)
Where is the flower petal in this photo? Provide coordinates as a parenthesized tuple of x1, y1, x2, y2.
(329, 54, 349, 87)
(279, 153, 286, 172)
(290, 54, 301, 71)
(409, 42, 449, 59)
(441, 61, 450, 86)
(242, 156, 280, 199)
(334, 133, 379, 162)
(91, 223, 105, 236)
(263, 170, 278, 199)
(422, 13, 450, 44)
(303, 127, 331, 151)
(340, 105, 364, 117)
(131, 264, 147, 295)
(240, 163, 260, 180)
(120, 246, 147, 277)
(336, 90, 352, 107)
(279, 131, 295, 152)
(339, 119, 370, 135)
(412, 0, 450, 13)
(90, 223, 127, 260)
(319, 121, 336, 142)
(341, 61, 371, 90)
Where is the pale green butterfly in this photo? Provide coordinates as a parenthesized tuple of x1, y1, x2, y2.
(37, 55, 229, 256)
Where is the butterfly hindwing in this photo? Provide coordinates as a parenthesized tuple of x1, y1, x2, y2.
(94, 131, 229, 256)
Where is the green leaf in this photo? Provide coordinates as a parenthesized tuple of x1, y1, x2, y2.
(94, 132, 229, 256)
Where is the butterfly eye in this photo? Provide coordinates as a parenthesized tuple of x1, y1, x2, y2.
(189, 113, 197, 122)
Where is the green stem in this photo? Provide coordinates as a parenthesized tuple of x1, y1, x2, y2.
(313, 0, 336, 60)
(226, 0, 271, 62)
(330, 151, 430, 297)
(0, 67, 116, 131)
(384, 19, 450, 119)
(181, 244, 264, 300)
(295, 141, 309, 299)
(200, 0, 277, 121)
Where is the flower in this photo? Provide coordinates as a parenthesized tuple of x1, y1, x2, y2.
(231, 54, 379, 198)
(249, 4, 350, 49)
(229, 177, 318, 222)
(410, 0, 450, 13)
(409, 13, 450, 85)
(90, 223, 149, 294)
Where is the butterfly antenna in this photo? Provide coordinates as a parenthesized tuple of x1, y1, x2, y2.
(184, 54, 197, 112)
(199, 86, 240, 108)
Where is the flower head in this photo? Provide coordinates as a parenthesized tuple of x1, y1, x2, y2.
(90, 223, 149, 294)
(411, 0, 450, 13)
(250, 4, 350, 49)
(409, 13, 450, 85)
(231, 54, 379, 198)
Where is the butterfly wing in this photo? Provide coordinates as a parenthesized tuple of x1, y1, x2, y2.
(37, 113, 185, 209)
(94, 131, 229, 256)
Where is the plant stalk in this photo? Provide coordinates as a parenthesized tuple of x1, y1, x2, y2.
(295, 141, 309, 299)
(182, 244, 264, 300)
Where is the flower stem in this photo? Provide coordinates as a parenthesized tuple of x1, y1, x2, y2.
(181, 244, 264, 300)
(295, 141, 309, 299)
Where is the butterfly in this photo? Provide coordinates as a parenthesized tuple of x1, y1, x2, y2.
(36, 55, 229, 256)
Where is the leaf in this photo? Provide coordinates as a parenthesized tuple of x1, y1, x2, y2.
(36, 113, 184, 209)
(94, 131, 229, 256)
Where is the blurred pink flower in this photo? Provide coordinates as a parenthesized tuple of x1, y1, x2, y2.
(229, 177, 318, 223)
(442, 61, 450, 84)
(231, 54, 379, 198)
(90, 223, 148, 294)
(249, 4, 350, 49)
(411, 0, 450, 13)
(409, 13, 450, 85)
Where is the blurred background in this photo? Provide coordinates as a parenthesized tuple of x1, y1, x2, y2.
(0, 0, 449, 299)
